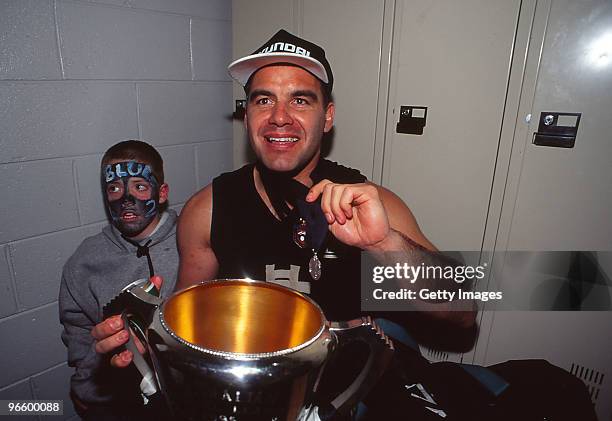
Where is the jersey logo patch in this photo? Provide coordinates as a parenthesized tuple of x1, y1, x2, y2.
(265, 264, 310, 293)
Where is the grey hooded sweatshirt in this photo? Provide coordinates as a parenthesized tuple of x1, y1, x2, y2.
(59, 210, 179, 406)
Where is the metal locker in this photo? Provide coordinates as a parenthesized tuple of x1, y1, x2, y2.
(475, 1, 612, 419)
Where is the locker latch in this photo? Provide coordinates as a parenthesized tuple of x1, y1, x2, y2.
(233, 99, 247, 119)
(396, 106, 427, 135)
(533, 112, 581, 148)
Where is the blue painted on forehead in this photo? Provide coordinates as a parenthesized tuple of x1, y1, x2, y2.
(104, 161, 158, 185)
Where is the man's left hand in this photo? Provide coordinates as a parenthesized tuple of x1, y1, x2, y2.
(306, 180, 390, 250)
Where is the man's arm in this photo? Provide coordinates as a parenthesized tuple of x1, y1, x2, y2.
(375, 186, 476, 327)
(176, 184, 219, 291)
(376, 186, 437, 252)
(307, 180, 476, 328)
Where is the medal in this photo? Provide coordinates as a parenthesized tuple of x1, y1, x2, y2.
(293, 200, 327, 281)
(293, 218, 308, 248)
(309, 250, 322, 280)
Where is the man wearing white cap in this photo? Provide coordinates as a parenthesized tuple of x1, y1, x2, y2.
(176, 29, 474, 325)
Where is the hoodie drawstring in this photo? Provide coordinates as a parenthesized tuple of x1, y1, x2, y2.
(121, 236, 155, 278)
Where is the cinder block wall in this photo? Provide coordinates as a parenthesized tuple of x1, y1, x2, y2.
(0, 1, 233, 419)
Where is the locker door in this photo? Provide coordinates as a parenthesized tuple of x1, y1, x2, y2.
(382, 0, 523, 251)
(477, 1, 612, 419)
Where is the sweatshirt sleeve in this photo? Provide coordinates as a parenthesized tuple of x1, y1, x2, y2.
(59, 254, 146, 405)
(59, 261, 99, 370)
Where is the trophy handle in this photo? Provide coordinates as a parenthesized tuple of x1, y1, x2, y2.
(118, 284, 164, 396)
(321, 317, 394, 418)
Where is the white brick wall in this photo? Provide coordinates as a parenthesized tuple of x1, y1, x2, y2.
(0, 0, 233, 418)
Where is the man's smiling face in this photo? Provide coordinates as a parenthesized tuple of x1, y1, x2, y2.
(244, 65, 335, 178)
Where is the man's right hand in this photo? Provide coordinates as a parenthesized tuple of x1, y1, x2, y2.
(91, 275, 162, 367)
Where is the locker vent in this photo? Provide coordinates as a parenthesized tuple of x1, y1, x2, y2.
(425, 348, 449, 362)
(570, 363, 605, 403)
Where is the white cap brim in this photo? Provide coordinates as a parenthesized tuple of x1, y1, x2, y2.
(228, 52, 328, 86)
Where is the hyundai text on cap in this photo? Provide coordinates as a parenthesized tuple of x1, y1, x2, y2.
(228, 29, 334, 91)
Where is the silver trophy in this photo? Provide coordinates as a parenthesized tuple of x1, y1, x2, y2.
(119, 279, 394, 421)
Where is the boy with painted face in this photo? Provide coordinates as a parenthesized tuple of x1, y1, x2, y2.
(59, 140, 178, 420)
(104, 160, 162, 238)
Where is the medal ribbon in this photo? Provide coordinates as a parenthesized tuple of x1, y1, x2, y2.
(257, 160, 366, 280)
(256, 161, 329, 252)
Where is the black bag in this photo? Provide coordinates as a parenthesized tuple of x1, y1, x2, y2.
(359, 340, 597, 421)
(486, 359, 598, 421)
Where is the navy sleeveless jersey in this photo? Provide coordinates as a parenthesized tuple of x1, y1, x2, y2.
(210, 160, 367, 321)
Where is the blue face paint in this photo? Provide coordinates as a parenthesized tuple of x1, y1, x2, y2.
(105, 161, 158, 184)
(144, 199, 157, 218)
(103, 161, 160, 237)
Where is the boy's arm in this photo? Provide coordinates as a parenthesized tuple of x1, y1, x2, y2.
(59, 267, 97, 367)
(59, 266, 105, 406)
